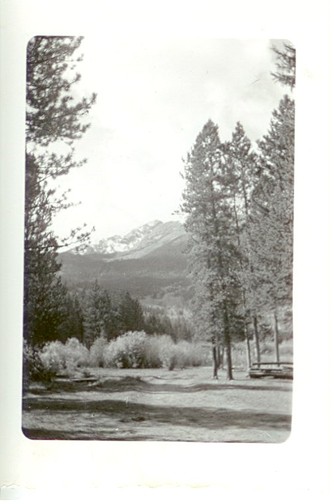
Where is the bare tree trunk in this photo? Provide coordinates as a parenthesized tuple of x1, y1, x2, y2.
(233, 198, 252, 371)
(219, 343, 224, 369)
(212, 337, 220, 379)
(244, 322, 252, 369)
(273, 309, 280, 364)
(253, 315, 261, 366)
(224, 302, 233, 380)
(240, 290, 252, 369)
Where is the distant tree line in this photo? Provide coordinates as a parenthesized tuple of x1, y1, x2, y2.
(30, 280, 194, 348)
(181, 43, 295, 379)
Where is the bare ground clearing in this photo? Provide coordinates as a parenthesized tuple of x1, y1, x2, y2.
(22, 366, 292, 443)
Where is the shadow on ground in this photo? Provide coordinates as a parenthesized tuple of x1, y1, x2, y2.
(22, 372, 292, 441)
(22, 395, 291, 440)
(27, 375, 291, 395)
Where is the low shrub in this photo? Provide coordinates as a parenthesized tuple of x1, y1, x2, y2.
(151, 335, 175, 369)
(23, 342, 57, 389)
(64, 337, 89, 372)
(104, 331, 149, 369)
(89, 336, 109, 367)
(101, 332, 208, 370)
(38, 341, 66, 375)
(39, 338, 89, 376)
(142, 336, 164, 368)
(159, 339, 206, 370)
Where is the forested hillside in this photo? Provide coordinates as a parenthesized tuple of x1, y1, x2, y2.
(59, 220, 190, 302)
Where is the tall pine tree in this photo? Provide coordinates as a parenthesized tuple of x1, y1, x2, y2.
(82, 282, 113, 347)
(249, 94, 294, 357)
(181, 120, 238, 379)
(248, 42, 295, 358)
(24, 36, 96, 347)
(221, 123, 261, 366)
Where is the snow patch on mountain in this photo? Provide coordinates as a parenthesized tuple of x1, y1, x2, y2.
(76, 220, 185, 257)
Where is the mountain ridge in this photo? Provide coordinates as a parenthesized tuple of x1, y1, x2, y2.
(72, 220, 187, 259)
(60, 220, 191, 306)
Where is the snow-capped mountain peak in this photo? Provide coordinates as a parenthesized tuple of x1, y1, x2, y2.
(80, 220, 185, 257)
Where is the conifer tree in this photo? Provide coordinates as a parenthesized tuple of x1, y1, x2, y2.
(56, 291, 84, 343)
(221, 123, 261, 366)
(119, 292, 145, 334)
(82, 282, 112, 347)
(271, 42, 296, 90)
(247, 42, 295, 360)
(181, 120, 237, 379)
(24, 36, 96, 347)
(249, 95, 294, 358)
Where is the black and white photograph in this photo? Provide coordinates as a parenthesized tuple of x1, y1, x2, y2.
(0, 0, 332, 499)
(21, 36, 294, 443)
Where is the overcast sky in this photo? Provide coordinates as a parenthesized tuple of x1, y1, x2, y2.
(51, 37, 288, 241)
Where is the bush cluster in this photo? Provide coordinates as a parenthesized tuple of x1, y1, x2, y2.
(89, 336, 108, 367)
(24, 334, 294, 386)
(39, 337, 89, 375)
(158, 338, 207, 370)
(102, 332, 207, 370)
(103, 331, 161, 369)
(23, 341, 57, 389)
(25, 332, 210, 383)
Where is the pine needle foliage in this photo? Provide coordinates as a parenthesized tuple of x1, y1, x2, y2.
(24, 36, 96, 347)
